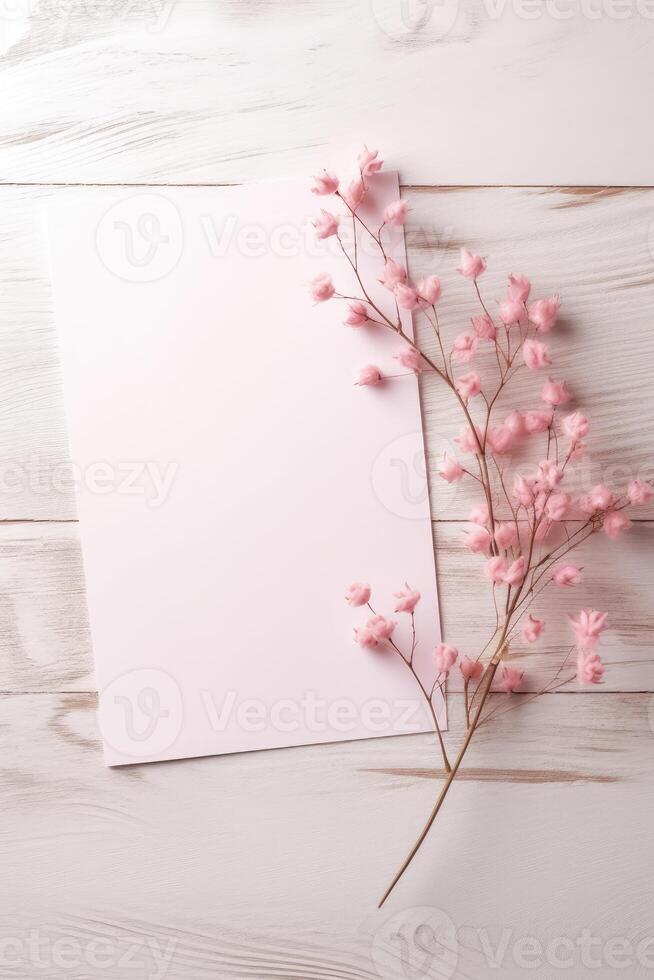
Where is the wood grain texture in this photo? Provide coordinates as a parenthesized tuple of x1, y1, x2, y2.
(0, 1, 653, 185)
(2, 689, 653, 978)
(409, 185, 654, 521)
(0, 185, 72, 521)
(434, 520, 654, 692)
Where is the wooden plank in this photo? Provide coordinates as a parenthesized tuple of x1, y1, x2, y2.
(0, 523, 92, 693)
(0, 2, 653, 185)
(407, 186, 654, 521)
(2, 689, 653, 978)
(0, 185, 653, 522)
(433, 520, 654, 692)
(0, 185, 73, 520)
(1, 521, 651, 695)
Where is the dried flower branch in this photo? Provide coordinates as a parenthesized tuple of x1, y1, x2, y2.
(310, 149, 653, 907)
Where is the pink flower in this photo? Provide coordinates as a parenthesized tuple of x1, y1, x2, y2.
(603, 510, 632, 539)
(344, 177, 366, 211)
(589, 484, 614, 511)
(499, 665, 523, 693)
(394, 282, 419, 311)
(345, 582, 371, 607)
(439, 453, 465, 483)
(417, 275, 442, 304)
(459, 656, 484, 682)
(472, 314, 496, 341)
(561, 411, 590, 442)
(470, 502, 489, 525)
(366, 615, 396, 641)
(456, 372, 481, 401)
(504, 410, 525, 436)
(528, 295, 560, 333)
(452, 332, 479, 363)
(435, 643, 458, 675)
(522, 614, 544, 643)
(457, 248, 486, 280)
(552, 564, 582, 586)
(395, 346, 422, 373)
(356, 365, 382, 387)
(524, 410, 552, 434)
(568, 442, 587, 461)
(311, 171, 339, 195)
(343, 301, 369, 327)
(498, 297, 525, 326)
(628, 479, 653, 506)
(463, 525, 492, 555)
(576, 493, 596, 516)
(310, 273, 335, 302)
(494, 522, 518, 550)
(579, 652, 605, 685)
(380, 257, 407, 290)
(504, 556, 526, 586)
(383, 199, 408, 226)
(522, 339, 551, 370)
(541, 377, 571, 407)
(485, 556, 509, 584)
(572, 611, 608, 685)
(538, 459, 563, 490)
(487, 425, 515, 455)
(507, 274, 531, 303)
(312, 209, 339, 239)
(514, 474, 536, 507)
(546, 492, 570, 522)
(357, 146, 383, 176)
(394, 583, 421, 613)
(533, 490, 547, 517)
(354, 626, 377, 648)
(455, 424, 482, 455)
(569, 608, 608, 652)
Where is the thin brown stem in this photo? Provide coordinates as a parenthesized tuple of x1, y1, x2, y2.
(366, 602, 451, 772)
(378, 650, 503, 907)
(391, 642, 451, 773)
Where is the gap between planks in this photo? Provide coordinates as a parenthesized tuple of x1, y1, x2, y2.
(2, 517, 652, 526)
(0, 182, 647, 191)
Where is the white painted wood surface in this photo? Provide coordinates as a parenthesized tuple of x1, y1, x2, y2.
(1, 5, 653, 979)
(0, 1, 653, 185)
(4, 690, 654, 978)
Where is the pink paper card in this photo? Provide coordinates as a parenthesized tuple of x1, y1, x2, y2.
(45, 174, 444, 766)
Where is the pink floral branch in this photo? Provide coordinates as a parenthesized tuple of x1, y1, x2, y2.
(355, 591, 453, 772)
(310, 147, 653, 907)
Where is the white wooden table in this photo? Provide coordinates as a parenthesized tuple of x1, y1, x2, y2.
(1, 4, 653, 978)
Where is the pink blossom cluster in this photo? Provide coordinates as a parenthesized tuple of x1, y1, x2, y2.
(310, 147, 652, 905)
(347, 582, 524, 695)
(570, 608, 609, 684)
(313, 146, 650, 701)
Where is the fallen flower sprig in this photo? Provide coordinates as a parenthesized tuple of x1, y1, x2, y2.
(310, 147, 653, 907)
